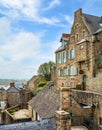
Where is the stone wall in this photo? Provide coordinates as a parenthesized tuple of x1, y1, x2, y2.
(28, 105, 36, 121)
(27, 76, 40, 91)
(71, 89, 102, 126)
(87, 69, 102, 92)
(55, 110, 71, 130)
(7, 92, 20, 107)
(60, 88, 102, 127)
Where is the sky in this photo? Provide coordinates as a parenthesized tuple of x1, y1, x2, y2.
(0, 0, 102, 80)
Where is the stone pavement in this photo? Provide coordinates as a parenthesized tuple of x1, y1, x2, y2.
(0, 118, 56, 130)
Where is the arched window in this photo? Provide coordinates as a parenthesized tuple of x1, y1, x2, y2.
(70, 65, 78, 75)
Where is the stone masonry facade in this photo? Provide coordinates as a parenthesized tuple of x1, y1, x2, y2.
(55, 8, 102, 92)
(54, 8, 102, 130)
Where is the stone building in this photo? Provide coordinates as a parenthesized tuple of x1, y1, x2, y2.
(27, 75, 40, 92)
(55, 34, 70, 89)
(55, 8, 102, 91)
(28, 83, 60, 121)
(54, 8, 102, 130)
(6, 82, 31, 107)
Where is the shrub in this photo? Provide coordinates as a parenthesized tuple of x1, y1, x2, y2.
(37, 82, 46, 88)
(36, 87, 43, 93)
(98, 62, 102, 68)
(31, 92, 36, 97)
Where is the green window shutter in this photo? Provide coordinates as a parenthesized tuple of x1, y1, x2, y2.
(60, 69, 64, 76)
(72, 48, 76, 59)
(66, 68, 69, 75)
(72, 49, 74, 59)
(64, 52, 66, 63)
(59, 53, 61, 63)
(74, 48, 76, 58)
(68, 50, 70, 59)
(62, 52, 66, 63)
(61, 53, 63, 63)
(62, 69, 64, 76)
(75, 68, 78, 75)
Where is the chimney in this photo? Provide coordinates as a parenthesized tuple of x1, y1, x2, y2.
(74, 8, 82, 20)
(10, 82, 15, 87)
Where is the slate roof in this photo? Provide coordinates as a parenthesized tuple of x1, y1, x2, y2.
(83, 13, 102, 34)
(0, 118, 56, 130)
(28, 85, 60, 119)
(55, 45, 66, 53)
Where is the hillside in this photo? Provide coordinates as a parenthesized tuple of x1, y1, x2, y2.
(0, 79, 27, 85)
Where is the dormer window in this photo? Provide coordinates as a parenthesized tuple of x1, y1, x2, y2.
(62, 40, 66, 47)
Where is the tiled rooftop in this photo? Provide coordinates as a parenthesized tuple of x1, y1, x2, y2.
(0, 118, 56, 130)
(28, 85, 60, 119)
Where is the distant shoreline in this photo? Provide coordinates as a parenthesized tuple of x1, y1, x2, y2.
(0, 79, 27, 85)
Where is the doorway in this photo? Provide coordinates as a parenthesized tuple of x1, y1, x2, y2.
(82, 75, 87, 90)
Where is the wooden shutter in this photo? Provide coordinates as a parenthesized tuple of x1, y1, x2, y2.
(66, 68, 69, 75)
(72, 48, 76, 59)
(68, 50, 70, 59)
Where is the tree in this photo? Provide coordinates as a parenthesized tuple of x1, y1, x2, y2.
(38, 61, 55, 81)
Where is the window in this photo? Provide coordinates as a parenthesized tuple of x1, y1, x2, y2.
(66, 68, 69, 76)
(63, 52, 66, 63)
(57, 53, 61, 64)
(71, 48, 76, 59)
(68, 48, 76, 60)
(59, 68, 69, 76)
(56, 51, 67, 64)
(70, 66, 78, 76)
(62, 41, 67, 47)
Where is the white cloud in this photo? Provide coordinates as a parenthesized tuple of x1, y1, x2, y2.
(0, 17, 44, 79)
(0, 32, 41, 61)
(0, 0, 62, 26)
(0, 17, 11, 43)
(43, 0, 60, 10)
(64, 15, 73, 25)
(0, 16, 58, 79)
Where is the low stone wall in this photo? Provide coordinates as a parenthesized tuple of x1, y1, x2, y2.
(71, 89, 102, 105)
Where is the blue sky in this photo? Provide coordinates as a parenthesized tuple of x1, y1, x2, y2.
(0, 0, 102, 79)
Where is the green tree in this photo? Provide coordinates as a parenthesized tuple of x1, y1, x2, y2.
(38, 61, 55, 81)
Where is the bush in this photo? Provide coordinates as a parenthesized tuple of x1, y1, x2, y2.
(36, 87, 43, 93)
(31, 92, 36, 97)
(98, 62, 102, 68)
(37, 82, 46, 88)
